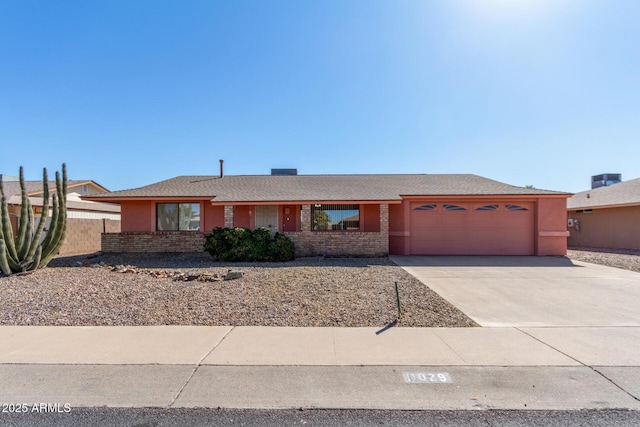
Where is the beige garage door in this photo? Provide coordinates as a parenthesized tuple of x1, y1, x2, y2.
(410, 202, 534, 255)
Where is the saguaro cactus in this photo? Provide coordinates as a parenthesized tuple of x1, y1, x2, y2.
(0, 164, 67, 275)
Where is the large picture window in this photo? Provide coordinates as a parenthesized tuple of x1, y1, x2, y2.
(156, 203, 200, 231)
(311, 204, 359, 231)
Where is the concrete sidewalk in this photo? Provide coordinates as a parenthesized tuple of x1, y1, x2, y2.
(1, 326, 639, 410)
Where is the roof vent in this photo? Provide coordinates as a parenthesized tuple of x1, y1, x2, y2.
(271, 169, 298, 176)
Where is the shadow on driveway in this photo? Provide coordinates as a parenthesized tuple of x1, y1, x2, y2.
(390, 255, 580, 268)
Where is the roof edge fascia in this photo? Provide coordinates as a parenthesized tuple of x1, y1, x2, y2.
(210, 199, 402, 206)
(81, 196, 210, 202)
(567, 202, 640, 211)
(400, 193, 571, 200)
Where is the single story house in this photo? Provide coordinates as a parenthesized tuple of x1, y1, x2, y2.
(567, 177, 640, 251)
(2, 178, 121, 256)
(84, 170, 570, 257)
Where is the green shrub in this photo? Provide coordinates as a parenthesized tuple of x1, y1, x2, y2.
(204, 227, 295, 262)
(269, 232, 296, 261)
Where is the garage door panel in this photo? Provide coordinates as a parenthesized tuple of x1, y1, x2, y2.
(410, 201, 534, 255)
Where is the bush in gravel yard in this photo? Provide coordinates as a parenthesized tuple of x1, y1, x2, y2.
(204, 227, 295, 262)
(269, 232, 296, 262)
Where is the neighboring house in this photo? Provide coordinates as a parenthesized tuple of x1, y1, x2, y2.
(2, 179, 121, 256)
(2, 178, 109, 198)
(567, 177, 640, 251)
(84, 171, 570, 257)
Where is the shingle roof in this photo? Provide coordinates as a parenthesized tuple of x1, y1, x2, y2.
(85, 174, 567, 203)
(0, 180, 103, 197)
(6, 195, 121, 213)
(567, 177, 640, 210)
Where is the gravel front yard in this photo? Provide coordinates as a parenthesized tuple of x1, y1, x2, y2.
(3, 249, 637, 328)
(0, 253, 478, 328)
(567, 247, 640, 273)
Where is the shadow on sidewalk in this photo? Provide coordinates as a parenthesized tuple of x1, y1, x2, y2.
(376, 320, 398, 335)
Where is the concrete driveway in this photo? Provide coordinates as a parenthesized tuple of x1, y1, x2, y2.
(391, 255, 640, 327)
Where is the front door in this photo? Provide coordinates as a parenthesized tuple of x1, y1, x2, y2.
(282, 205, 297, 232)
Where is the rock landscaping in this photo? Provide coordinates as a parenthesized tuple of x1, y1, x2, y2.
(2, 249, 636, 328)
(0, 253, 478, 328)
(567, 247, 640, 273)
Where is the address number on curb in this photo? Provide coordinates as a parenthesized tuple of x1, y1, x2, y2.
(402, 372, 453, 383)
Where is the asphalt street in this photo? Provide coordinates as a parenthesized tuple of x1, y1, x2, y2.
(2, 408, 640, 427)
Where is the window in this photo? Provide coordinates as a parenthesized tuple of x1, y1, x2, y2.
(444, 204, 466, 211)
(156, 203, 200, 231)
(414, 204, 436, 211)
(311, 204, 359, 230)
(505, 204, 528, 211)
(476, 204, 498, 211)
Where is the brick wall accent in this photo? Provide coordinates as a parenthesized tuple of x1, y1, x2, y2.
(102, 232, 205, 253)
(285, 231, 388, 257)
(59, 219, 121, 256)
(224, 205, 234, 228)
(100, 204, 390, 257)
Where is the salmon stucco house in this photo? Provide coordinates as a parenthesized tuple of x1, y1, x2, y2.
(85, 167, 571, 257)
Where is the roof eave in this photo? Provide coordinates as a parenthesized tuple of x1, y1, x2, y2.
(400, 193, 571, 199)
(210, 199, 402, 205)
(81, 196, 211, 203)
(567, 201, 640, 210)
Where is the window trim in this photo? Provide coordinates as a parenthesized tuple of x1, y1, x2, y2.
(156, 202, 201, 231)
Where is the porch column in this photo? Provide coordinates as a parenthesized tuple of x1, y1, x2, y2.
(224, 205, 234, 228)
(380, 203, 390, 254)
(300, 204, 311, 231)
(380, 204, 389, 234)
(403, 199, 411, 255)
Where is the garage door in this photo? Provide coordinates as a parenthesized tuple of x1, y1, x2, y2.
(410, 202, 534, 255)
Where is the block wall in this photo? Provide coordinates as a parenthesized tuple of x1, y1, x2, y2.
(59, 219, 121, 256)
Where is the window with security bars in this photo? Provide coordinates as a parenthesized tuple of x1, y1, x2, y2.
(311, 204, 360, 231)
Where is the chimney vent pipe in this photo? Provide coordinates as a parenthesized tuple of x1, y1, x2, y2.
(219, 159, 224, 178)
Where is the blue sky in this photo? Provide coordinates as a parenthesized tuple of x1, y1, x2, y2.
(1, 0, 638, 193)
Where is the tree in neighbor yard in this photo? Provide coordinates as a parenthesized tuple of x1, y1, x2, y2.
(312, 209, 330, 230)
(0, 164, 68, 275)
